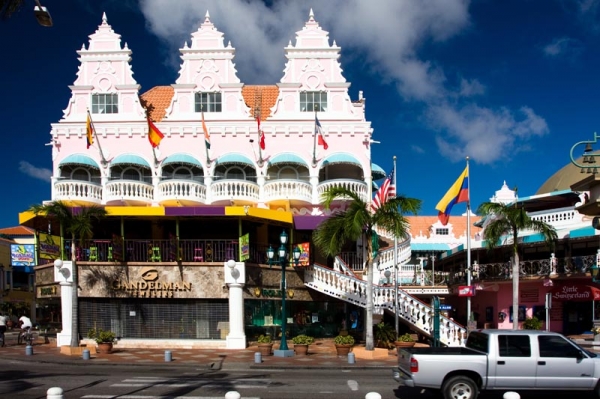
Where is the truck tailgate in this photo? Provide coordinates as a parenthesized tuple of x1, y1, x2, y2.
(397, 347, 482, 373)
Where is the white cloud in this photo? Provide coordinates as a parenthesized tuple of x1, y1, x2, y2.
(411, 145, 425, 154)
(543, 36, 582, 58)
(19, 161, 52, 182)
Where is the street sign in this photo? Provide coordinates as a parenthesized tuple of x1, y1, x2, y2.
(439, 304, 452, 310)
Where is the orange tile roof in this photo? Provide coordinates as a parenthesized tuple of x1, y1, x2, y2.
(241, 85, 279, 120)
(140, 86, 174, 122)
(406, 215, 482, 239)
(0, 226, 34, 236)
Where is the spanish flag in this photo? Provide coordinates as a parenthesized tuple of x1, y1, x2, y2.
(435, 166, 469, 226)
(147, 116, 164, 148)
(202, 111, 211, 150)
(86, 114, 94, 149)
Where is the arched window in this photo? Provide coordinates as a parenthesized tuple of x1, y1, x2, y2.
(71, 167, 91, 182)
(277, 166, 299, 180)
(225, 166, 246, 180)
(121, 167, 142, 181)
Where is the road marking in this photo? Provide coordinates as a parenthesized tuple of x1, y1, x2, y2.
(83, 396, 261, 399)
(347, 379, 359, 390)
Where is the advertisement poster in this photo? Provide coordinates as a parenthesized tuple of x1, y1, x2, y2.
(240, 233, 249, 261)
(458, 285, 476, 297)
(11, 244, 36, 267)
(296, 242, 310, 267)
(39, 233, 60, 260)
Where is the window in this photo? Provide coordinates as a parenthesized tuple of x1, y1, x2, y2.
(195, 92, 222, 112)
(300, 91, 327, 112)
(538, 336, 582, 358)
(91, 93, 118, 114)
(498, 334, 531, 357)
(436, 228, 449, 236)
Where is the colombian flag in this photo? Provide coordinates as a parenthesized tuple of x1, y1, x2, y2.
(435, 166, 469, 226)
(86, 114, 94, 149)
(147, 117, 164, 148)
(202, 111, 211, 150)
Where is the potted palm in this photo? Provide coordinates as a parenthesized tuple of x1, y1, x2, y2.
(257, 334, 273, 356)
(395, 332, 416, 348)
(291, 334, 314, 355)
(88, 328, 116, 354)
(334, 334, 355, 356)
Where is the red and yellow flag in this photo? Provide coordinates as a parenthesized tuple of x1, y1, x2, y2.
(147, 117, 164, 148)
(86, 114, 94, 149)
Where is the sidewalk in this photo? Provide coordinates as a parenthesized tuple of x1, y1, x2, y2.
(0, 338, 402, 370)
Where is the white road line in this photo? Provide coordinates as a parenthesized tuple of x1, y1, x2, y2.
(347, 379, 359, 391)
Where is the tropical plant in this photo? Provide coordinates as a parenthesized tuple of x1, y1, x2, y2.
(87, 328, 116, 344)
(0, 0, 24, 19)
(522, 317, 543, 330)
(374, 322, 397, 349)
(257, 334, 272, 344)
(291, 334, 315, 345)
(334, 334, 355, 345)
(29, 201, 107, 347)
(313, 186, 421, 351)
(397, 332, 415, 342)
(477, 201, 557, 331)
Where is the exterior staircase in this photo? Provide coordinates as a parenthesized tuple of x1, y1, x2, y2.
(304, 234, 467, 347)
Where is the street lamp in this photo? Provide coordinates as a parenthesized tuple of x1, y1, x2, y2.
(34, 0, 52, 27)
(570, 132, 600, 174)
(266, 230, 300, 357)
(592, 249, 600, 283)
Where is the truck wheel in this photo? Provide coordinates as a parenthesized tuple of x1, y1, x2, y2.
(442, 376, 478, 399)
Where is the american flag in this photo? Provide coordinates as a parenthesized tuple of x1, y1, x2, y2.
(371, 168, 395, 212)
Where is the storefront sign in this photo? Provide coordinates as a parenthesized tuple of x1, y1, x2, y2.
(551, 284, 600, 301)
(38, 286, 57, 297)
(458, 285, 476, 297)
(112, 268, 192, 298)
(11, 244, 35, 267)
(252, 287, 294, 298)
(39, 233, 60, 260)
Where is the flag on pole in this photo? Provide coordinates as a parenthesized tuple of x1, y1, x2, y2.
(435, 166, 469, 226)
(371, 168, 395, 212)
(86, 114, 94, 149)
(315, 116, 328, 150)
(202, 111, 211, 150)
(257, 116, 265, 150)
(147, 116, 164, 148)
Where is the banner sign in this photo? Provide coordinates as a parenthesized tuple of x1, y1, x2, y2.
(458, 285, 476, 297)
(240, 233, 249, 261)
(11, 244, 36, 267)
(39, 233, 60, 260)
(296, 242, 310, 267)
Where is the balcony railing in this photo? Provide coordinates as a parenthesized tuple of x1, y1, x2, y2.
(316, 179, 368, 203)
(54, 180, 102, 205)
(263, 179, 312, 203)
(105, 180, 154, 203)
(156, 180, 207, 204)
(210, 179, 259, 203)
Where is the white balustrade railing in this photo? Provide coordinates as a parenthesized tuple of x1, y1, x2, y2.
(105, 180, 154, 202)
(211, 179, 259, 202)
(54, 180, 103, 204)
(316, 179, 368, 203)
(263, 180, 312, 203)
(156, 180, 207, 203)
(529, 207, 581, 229)
(304, 259, 466, 347)
(377, 234, 412, 271)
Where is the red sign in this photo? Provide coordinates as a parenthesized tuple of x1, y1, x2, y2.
(458, 285, 476, 297)
(550, 284, 600, 301)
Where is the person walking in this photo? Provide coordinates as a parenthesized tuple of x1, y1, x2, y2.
(0, 313, 7, 347)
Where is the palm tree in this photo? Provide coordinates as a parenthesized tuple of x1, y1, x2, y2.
(313, 187, 421, 350)
(477, 202, 557, 330)
(29, 201, 107, 347)
(0, 0, 24, 19)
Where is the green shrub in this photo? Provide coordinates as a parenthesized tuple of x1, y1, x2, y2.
(291, 334, 315, 345)
(88, 328, 116, 344)
(397, 333, 415, 342)
(257, 334, 272, 343)
(374, 322, 397, 349)
(334, 334, 355, 345)
(523, 316, 543, 330)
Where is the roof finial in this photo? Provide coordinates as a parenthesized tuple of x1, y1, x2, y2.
(205, 10, 210, 20)
(309, 8, 314, 18)
(102, 12, 107, 24)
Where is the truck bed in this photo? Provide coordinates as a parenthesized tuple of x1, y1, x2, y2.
(400, 347, 483, 356)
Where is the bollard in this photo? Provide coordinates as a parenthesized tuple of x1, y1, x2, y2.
(82, 349, 90, 360)
(47, 387, 64, 399)
(224, 391, 241, 399)
(25, 345, 33, 356)
(503, 392, 520, 399)
(165, 350, 172, 362)
(254, 351, 262, 363)
(348, 352, 355, 364)
(365, 393, 382, 399)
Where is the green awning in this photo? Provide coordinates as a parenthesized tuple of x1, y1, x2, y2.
(111, 154, 151, 168)
(321, 153, 361, 167)
(269, 153, 309, 167)
(59, 154, 100, 169)
(217, 153, 255, 167)
(162, 153, 203, 168)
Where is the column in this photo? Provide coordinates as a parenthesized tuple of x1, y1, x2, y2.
(56, 281, 73, 347)
(225, 260, 246, 349)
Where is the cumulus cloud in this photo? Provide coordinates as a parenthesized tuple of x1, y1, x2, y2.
(19, 161, 52, 182)
(138, 0, 548, 166)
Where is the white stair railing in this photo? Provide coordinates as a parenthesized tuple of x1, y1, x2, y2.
(304, 257, 466, 347)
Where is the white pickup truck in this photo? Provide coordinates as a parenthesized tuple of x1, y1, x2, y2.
(393, 329, 600, 399)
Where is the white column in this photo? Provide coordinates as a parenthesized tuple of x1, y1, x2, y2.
(225, 260, 246, 349)
(56, 281, 73, 347)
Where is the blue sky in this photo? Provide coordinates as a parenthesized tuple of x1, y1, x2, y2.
(1, 0, 599, 226)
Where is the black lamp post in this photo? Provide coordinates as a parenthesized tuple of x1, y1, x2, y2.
(266, 230, 300, 357)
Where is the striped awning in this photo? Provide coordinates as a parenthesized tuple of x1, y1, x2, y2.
(162, 153, 202, 168)
(321, 153, 361, 167)
(59, 154, 100, 169)
(269, 153, 309, 167)
(111, 154, 151, 168)
(371, 163, 386, 180)
(217, 153, 255, 167)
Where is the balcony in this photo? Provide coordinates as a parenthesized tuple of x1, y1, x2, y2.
(263, 179, 312, 205)
(211, 179, 259, 205)
(317, 179, 368, 203)
(156, 179, 207, 206)
(105, 180, 154, 206)
(54, 180, 102, 205)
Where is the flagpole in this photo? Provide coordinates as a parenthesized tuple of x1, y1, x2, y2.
(256, 109, 264, 167)
(466, 156, 472, 328)
(202, 106, 211, 166)
(393, 155, 399, 339)
(312, 107, 318, 167)
(87, 109, 108, 166)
